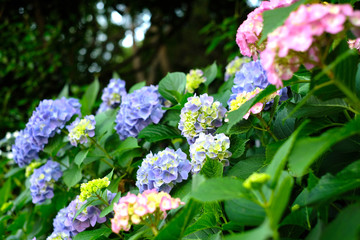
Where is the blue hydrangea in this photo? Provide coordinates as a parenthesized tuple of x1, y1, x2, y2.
(136, 148, 192, 193)
(190, 133, 232, 174)
(12, 97, 81, 167)
(114, 85, 165, 140)
(224, 56, 251, 81)
(46, 207, 72, 239)
(46, 232, 71, 240)
(67, 115, 96, 146)
(179, 94, 227, 144)
(29, 160, 62, 204)
(228, 60, 288, 106)
(12, 130, 41, 167)
(64, 196, 106, 236)
(97, 78, 127, 113)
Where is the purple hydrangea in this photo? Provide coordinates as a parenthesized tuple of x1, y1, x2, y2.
(12, 97, 81, 167)
(46, 232, 71, 240)
(114, 85, 165, 140)
(29, 160, 62, 204)
(190, 133, 232, 174)
(66, 115, 96, 146)
(224, 56, 251, 81)
(179, 94, 227, 144)
(228, 60, 288, 106)
(47, 207, 72, 240)
(97, 78, 127, 114)
(12, 130, 41, 167)
(64, 196, 106, 236)
(136, 148, 192, 193)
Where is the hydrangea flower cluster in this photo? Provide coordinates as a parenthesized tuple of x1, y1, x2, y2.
(29, 160, 62, 204)
(111, 190, 183, 233)
(348, 38, 360, 52)
(79, 177, 110, 202)
(136, 148, 192, 193)
(260, 3, 360, 87)
(97, 78, 127, 113)
(64, 196, 106, 236)
(236, 0, 298, 58)
(190, 133, 232, 174)
(185, 69, 207, 93)
(179, 94, 227, 144)
(224, 56, 251, 81)
(12, 97, 81, 167)
(67, 115, 96, 146)
(47, 207, 72, 240)
(115, 85, 165, 140)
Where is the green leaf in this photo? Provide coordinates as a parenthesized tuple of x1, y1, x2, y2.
(224, 221, 272, 240)
(288, 118, 360, 177)
(0, 179, 11, 207)
(298, 160, 360, 206)
(273, 106, 295, 139)
(191, 177, 246, 202)
(200, 158, 223, 178)
(218, 77, 234, 93)
(58, 84, 69, 98)
(158, 72, 186, 104)
(137, 124, 183, 142)
(129, 81, 146, 93)
(318, 204, 360, 240)
(184, 204, 220, 236)
(43, 134, 67, 157)
(74, 149, 89, 166)
(155, 199, 202, 240)
(226, 155, 265, 179)
(63, 165, 82, 188)
(229, 135, 248, 159)
(80, 78, 100, 115)
(259, 0, 305, 43)
(212, 89, 231, 108)
(99, 192, 121, 218)
(265, 121, 308, 187)
(73, 228, 112, 240)
(109, 137, 140, 156)
(203, 62, 217, 87)
(224, 198, 265, 226)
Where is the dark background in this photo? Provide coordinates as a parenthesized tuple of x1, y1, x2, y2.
(0, 0, 255, 135)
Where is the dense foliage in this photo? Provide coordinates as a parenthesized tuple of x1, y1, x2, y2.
(1, 0, 360, 239)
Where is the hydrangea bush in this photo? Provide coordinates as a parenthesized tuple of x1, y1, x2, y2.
(2, 1, 360, 239)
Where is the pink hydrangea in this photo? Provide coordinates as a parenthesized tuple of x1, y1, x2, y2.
(260, 3, 360, 87)
(348, 38, 360, 51)
(236, 0, 298, 59)
(111, 190, 183, 233)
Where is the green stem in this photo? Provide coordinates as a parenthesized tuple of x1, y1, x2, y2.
(89, 137, 115, 168)
(256, 114, 278, 142)
(95, 193, 110, 206)
(150, 225, 159, 236)
(344, 110, 352, 121)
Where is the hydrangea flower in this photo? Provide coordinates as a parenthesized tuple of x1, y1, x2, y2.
(179, 94, 227, 144)
(12, 129, 41, 167)
(260, 3, 360, 87)
(136, 148, 192, 193)
(115, 85, 165, 140)
(46, 207, 72, 239)
(185, 69, 207, 93)
(12, 97, 81, 167)
(190, 133, 232, 174)
(67, 115, 96, 146)
(79, 177, 110, 202)
(348, 38, 360, 52)
(224, 56, 251, 81)
(111, 190, 183, 233)
(236, 0, 298, 58)
(29, 160, 62, 204)
(46, 232, 71, 240)
(64, 196, 106, 236)
(97, 78, 127, 113)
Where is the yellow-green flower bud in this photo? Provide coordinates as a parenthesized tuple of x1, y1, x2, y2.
(1, 201, 13, 212)
(185, 69, 207, 93)
(79, 177, 110, 202)
(25, 162, 42, 177)
(243, 172, 271, 190)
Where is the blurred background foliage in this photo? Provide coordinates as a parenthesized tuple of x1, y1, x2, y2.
(0, 0, 257, 136)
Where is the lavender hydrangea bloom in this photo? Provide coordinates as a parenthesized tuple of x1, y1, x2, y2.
(224, 56, 251, 81)
(29, 160, 62, 204)
(114, 85, 165, 140)
(12, 130, 41, 167)
(67, 115, 96, 146)
(228, 60, 288, 106)
(26, 97, 81, 147)
(47, 207, 72, 240)
(179, 94, 227, 144)
(97, 79, 127, 113)
(64, 196, 106, 236)
(46, 232, 71, 240)
(190, 133, 232, 174)
(136, 148, 192, 193)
